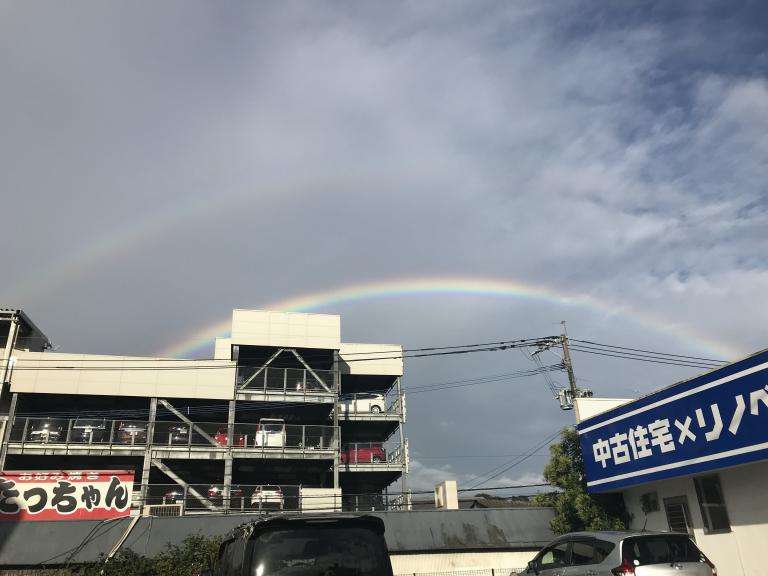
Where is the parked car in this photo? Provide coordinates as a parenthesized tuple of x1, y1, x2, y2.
(159, 424, 190, 445)
(339, 392, 386, 414)
(71, 418, 108, 443)
(210, 514, 393, 576)
(116, 421, 147, 444)
(26, 419, 64, 443)
(208, 485, 245, 508)
(214, 428, 246, 447)
(340, 443, 387, 464)
(524, 531, 716, 576)
(254, 418, 286, 448)
(162, 489, 184, 505)
(250, 485, 284, 510)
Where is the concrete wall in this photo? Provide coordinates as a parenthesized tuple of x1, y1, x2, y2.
(573, 397, 630, 423)
(230, 310, 341, 350)
(339, 343, 403, 376)
(0, 508, 555, 567)
(623, 459, 768, 576)
(10, 351, 236, 400)
(390, 551, 535, 574)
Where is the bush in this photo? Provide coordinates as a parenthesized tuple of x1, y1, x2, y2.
(59, 534, 221, 576)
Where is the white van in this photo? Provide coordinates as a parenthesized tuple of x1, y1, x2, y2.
(254, 418, 286, 448)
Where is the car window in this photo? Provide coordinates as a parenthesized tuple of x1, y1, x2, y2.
(248, 527, 391, 576)
(570, 540, 595, 565)
(593, 539, 616, 563)
(539, 541, 570, 569)
(623, 535, 701, 565)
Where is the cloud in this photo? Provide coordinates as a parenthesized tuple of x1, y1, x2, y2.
(2, 1, 767, 486)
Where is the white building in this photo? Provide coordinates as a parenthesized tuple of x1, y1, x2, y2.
(575, 347, 768, 576)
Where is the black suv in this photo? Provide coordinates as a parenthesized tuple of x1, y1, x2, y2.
(210, 514, 393, 576)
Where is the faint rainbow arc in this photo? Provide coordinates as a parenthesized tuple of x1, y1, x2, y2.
(158, 277, 740, 359)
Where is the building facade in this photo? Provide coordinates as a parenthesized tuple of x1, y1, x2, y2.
(0, 308, 409, 515)
(575, 348, 768, 576)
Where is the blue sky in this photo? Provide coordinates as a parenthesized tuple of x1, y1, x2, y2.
(2, 1, 767, 490)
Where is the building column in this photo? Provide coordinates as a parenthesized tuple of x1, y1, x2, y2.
(139, 397, 157, 511)
(332, 351, 340, 490)
(0, 393, 19, 471)
(1, 314, 20, 406)
(395, 376, 408, 505)
(223, 399, 236, 510)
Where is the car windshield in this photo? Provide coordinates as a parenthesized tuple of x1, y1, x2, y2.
(623, 535, 702, 565)
(249, 527, 391, 576)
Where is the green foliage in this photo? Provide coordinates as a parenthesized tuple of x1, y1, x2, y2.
(59, 534, 221, 576)
(534, 427, 630, 534)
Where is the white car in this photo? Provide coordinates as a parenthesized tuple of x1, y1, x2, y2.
(339, 393, 386, 414)
(254, 419, 286, 448)
(250, 485, 284, 510)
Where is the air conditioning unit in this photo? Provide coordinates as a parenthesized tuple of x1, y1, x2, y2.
(144, 504, 183, 517)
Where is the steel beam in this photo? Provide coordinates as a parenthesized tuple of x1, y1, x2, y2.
(239, 348, 284, 389)
(290, 349, 332, 393)
(151, 459, 217, 511)
(157, 399, 216, 446)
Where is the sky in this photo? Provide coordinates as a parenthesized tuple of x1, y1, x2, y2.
(1, 0, 767, 492)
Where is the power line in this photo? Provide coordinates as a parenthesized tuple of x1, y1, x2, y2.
(468, 429, 563, 490)
(568, 344, 722, 370)
(570, 339, 726, 363)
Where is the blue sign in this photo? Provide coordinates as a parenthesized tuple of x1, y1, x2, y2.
(578, 348, 768, 492)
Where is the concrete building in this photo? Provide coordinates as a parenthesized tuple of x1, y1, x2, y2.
(0, 308, 409, 515)
(575, 347, 768, 576)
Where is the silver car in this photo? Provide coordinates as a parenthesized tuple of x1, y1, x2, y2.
(524, 531, 716, 576)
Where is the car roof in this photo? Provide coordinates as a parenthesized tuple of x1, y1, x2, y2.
(553, 530, 692, 544)
(224, 514, 386, 543)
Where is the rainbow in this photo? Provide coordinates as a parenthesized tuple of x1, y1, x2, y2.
(158, 276, 741, 359)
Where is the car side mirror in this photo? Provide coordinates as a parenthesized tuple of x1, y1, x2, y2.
(527, 560, 539, 575)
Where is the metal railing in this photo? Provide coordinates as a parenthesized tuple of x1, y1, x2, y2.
(236, 366, 337, 394)
(340, 441, 407, 465)
(339, 394, 404, 417)
(138, 484, 408, 515)
(8, 417, 338, 451)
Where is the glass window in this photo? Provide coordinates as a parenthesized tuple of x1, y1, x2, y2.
(694, 475, 731, 533)
(539, 542, 570, 569)
(571, 541, 594, 565)
(593, 540, 615, 563)
(623, 535, 702, 566)
(248, 527, 391, 576)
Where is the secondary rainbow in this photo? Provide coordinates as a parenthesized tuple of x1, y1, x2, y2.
(158, 276, 740, 359)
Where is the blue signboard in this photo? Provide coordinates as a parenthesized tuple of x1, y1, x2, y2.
(578, 348, 768, 492)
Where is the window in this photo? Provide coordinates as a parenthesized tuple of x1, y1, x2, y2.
(664, 496, 694, 535)
(694, 475, 731, 533)
(623, 535, 703, 566)
(570, 541, 595, 565)
(539, 541, 570, 570)
(593, 539, 615, 563)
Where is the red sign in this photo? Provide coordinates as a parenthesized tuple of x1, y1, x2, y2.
(0, 470, 134, 521)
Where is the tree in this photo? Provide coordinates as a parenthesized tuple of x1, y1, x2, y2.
(534, 427, 630, 534)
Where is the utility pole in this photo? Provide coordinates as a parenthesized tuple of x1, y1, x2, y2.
(560, 321, 577, 399)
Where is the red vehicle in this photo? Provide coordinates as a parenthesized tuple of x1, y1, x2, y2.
(340, 443, 386, 464)
(214, 428, 246, 447)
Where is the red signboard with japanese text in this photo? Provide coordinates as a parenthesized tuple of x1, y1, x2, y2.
(0, 470, 134, 521)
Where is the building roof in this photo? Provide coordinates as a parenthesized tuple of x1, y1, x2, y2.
(0, 308, 50, 349)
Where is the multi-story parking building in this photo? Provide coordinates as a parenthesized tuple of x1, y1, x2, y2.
(0, 308, 408, 515)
